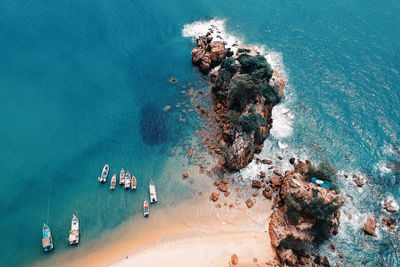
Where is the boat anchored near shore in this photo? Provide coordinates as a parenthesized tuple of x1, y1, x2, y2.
(143, 200, 149, 217)
(149, 181, 157, 203)
(119, 169, 125, 185)
(42, 223, 54, 252)
(110, 174, 117, 190)
(98, 164, 109, 183)
(68, 214, 79, 245)
(131, 173, 137, 190)
(124, 171, 131, 189)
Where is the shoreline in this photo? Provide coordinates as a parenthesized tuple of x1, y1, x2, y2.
(36, 183, 276, 267)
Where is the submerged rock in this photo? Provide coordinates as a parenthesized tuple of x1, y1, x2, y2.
(231, 253, 238, 265)
(140, 104, 168, 145)
(382, 216, 396, 231)
(352, 175, 364, 187)
(384, 199, 398, 213)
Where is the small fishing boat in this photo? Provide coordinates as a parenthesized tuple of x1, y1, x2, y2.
(98, 164, 109, 183)
(124, 171, 131, 189)
(42, 223, 54, 252)
(119, 169, 125, 185)
(143, 200, 149, 217)
(149, 181, 157, 203)
(68, 214, 79, 245)
(110, 174, 117, 190)
(131, 173, 137, 190)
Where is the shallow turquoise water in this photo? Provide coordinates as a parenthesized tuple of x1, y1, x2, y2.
(0, 0, 399, 266)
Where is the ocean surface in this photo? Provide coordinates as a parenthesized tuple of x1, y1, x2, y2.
(0, 0, 399, 266)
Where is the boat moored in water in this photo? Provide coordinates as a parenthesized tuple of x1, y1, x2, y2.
(68, 214, 79, 245)
(110, 174, 117, 190)
(131, 174, 137, 190)
(119, 169, 125, 185)
(124, 171, 131, 189)
(143, 200, 149, 217)
(42, 223, 54, 252)
(149, 181, 157, 203)
(98, 164, 109, 183)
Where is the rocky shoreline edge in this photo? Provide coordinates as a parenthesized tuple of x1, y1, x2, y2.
(189, 33, 345, 266)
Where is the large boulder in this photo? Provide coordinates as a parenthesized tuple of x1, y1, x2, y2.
(362, 217, 377, 237)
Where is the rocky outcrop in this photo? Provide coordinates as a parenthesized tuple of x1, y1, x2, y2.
(268, 161, 344, 266)
(191, 35, 231, 74)
(382, 216, 396, 231)
(362, 217, 377, 237)
(191, 35, 285, 172)
(384, 199, 398, 213)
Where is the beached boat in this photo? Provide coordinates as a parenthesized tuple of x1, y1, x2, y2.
(119, 169, 125, 185)
(98, 164, 109, 183)
(149, 181, 157, 203)
(131, 173, 137, 190)
(42, 223, 54, 252)
(110, 174, 117, 190)
(143, 200, 149, 217)
(124, 171, 131, 189)
(68, 214, 79, 245)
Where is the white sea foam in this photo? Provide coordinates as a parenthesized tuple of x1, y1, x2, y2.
(182, 18, 295, 141)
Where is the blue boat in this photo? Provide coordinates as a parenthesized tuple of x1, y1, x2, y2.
(42, 223, 54, 252)
(311, 177, 331, 189)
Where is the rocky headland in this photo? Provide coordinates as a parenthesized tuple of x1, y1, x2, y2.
(190, 33, 346, 267)
(192, 35, 285, 171)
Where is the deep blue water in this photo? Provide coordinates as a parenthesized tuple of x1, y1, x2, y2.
(0, 0, 399, 266)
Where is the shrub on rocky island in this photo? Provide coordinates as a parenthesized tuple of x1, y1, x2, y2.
(239, 113, 267, 134)
(278, 235, 312, 254)
(220, 58, 238, 74)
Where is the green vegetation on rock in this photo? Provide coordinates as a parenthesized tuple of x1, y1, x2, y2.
(239, 113, 267, 133)
(220, 58, 238, 74)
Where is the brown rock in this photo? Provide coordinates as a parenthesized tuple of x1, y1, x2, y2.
(221, 179, 229, 184)
(252, 193, 258, 197)
(252, 179, 262, 188)
(270, 177, 282, 187)
(224, 191, 230, 197)
(188, 149, 194, 156)
(277, 156, 283, 160)
(273, 170, 282, 176)
(219, 185, 228, 192)
(362, 217, 377, 237)
(262, 159, 273, 165)
(384, 199, 398, 213)
(211, 192, 219, 201)
(382, 216, 396, 231)
(246, 199, 253, 208)
(330, 242, 336, 251)
(352, 175, 364, 187)
(263, 189, 272, 199)
(199, 166, 205, 173)
(182, 173, 189, 179)
(214, 181, 220, 186)
(260, 171, 266, 178)
(231, 254, 238, 265)
(338, 254, 344, 258)
(321, 256, 330, 267)
(253, 258, 257, 262)
(216, 203, 221, 208)
(334, 264, 340, 267)
(289, 158, 295, 165)
(171, 77, 177, 82)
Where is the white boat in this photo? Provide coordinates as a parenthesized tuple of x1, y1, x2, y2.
(98, 164, 109, 183)
(143, 200, 149, 217)
(149, 181, 157, 203)
(42, 223, 54, 252)
(68, 214, 79, 245)
(131, 174, 137, 190)
(119, 169, 125, 185)
(124, 171, 131, 189)
(110, 174, 117, 190)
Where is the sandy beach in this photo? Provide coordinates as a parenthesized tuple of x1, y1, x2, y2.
(39, 187, 276, 267)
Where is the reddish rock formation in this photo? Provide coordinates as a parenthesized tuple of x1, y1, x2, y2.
(182, 173, 189, 179)
(191, 36, 285, 172)
(268, 161, 343, 266)
(382, 216, 396, 231)
(218, 185, 228, 192)
(263, 189, 272, 199)
(252, 179, 262, 188)
(384, 199, 398, 213)
(211, 192, 219, 201)
(362, 217, 377, 237)
(246, 199, 254, 208)
(231, 253, 238, 265)
(270, 177, 282, 188)
(262, 159, 273, 165)
(221, 179, 229, 184)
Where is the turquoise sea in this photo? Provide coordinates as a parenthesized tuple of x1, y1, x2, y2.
(0, 0, 399, 266)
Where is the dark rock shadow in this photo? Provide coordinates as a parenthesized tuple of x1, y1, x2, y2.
(140, 103, 168, 146)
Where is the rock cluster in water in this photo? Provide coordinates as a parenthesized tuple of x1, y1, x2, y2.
(191, 35, 285, 171)
(268, 161, 344, 266)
